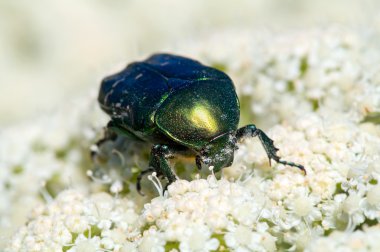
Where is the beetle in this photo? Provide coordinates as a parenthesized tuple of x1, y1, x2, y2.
(95, 53, 305, 194)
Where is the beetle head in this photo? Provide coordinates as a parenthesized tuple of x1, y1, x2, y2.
(200, 132, 237, 173)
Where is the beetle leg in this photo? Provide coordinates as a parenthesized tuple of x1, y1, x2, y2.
(236, 124, 306, 174)
(90, 121, 118, 160)
(196, 155, 202, 170)
(148, 144, 178, 193)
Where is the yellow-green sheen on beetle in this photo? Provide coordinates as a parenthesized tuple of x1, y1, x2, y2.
(95, 53, 305, 194)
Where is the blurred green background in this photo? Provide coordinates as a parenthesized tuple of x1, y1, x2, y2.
(1, 0, 379, 126)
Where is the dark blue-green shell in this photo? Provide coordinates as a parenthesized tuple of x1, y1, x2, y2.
(98, 53, 240, 150)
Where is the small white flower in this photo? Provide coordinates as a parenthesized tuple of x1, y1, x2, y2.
(225, 225, 266, 251)
(138, 229, 165, 252)
(362, 184, 380, 220)
(287, 194, 322, 224)
(305, 226, 380, 252)
(65, 215, 89, 233)
(179, 225, 219, 252)
(52, 223, 72, 245)
(68, 234, 101, 252)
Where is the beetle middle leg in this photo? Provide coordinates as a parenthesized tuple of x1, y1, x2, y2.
(236, 124, 306, 174)
(91, 120, 144, 160)
(137, 144, 178, 195)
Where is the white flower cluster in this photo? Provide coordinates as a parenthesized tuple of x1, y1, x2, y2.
(3, 26, 380, 251)
(139, 175, 277, 252)
(0, 98, 107, 244)
(183, 27, 380, 127)
(5, 189, 139, 252)
(135, 112, 379, 251)
(231, 112, 380, 250)
(305, 225, 380, 252)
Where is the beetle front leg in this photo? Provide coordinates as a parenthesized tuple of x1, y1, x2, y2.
(236, 124, 306, 174)
(137, 144, 177, 195)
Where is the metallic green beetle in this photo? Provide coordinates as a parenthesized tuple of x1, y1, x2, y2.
(95, 53, 305, 193)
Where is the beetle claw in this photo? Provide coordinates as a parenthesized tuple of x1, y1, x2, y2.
(163, 183, 170, 194)
(163, 178, 176, 194)
(137, 184, 145, 196)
